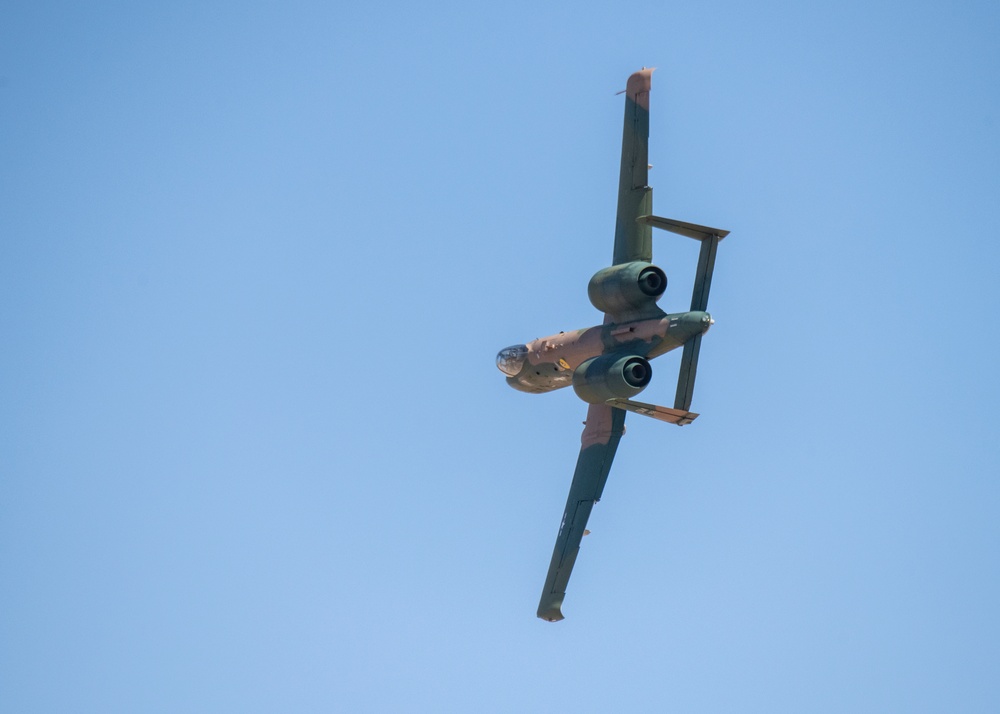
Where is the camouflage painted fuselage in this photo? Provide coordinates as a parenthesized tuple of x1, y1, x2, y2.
(504, 310, 712, 394)
(497, 68, 729, 623)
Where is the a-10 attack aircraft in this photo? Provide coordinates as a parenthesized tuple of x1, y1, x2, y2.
(496, 69, 730, 622)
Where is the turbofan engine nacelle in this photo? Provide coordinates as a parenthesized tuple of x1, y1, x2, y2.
(572, 353, 652, 404)
(587, 261, 667, 315)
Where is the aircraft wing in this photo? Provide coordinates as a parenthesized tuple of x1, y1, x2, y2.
(612, 68, 654, 266)
(537, 403, 627, 622)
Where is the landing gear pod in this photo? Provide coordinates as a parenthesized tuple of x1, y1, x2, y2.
(572, 353, 652, 404)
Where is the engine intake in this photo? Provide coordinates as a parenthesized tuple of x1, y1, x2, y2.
(572, 353, 652, 404)
(587, 261, 667, 315)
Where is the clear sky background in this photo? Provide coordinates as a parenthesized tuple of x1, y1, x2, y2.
(3, 2, 999, 712)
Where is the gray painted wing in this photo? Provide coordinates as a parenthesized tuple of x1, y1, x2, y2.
(612, 69, 654, 266)
(537, 404, 627, 622)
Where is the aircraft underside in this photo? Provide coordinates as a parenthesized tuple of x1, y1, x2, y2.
(495, 68, 730, 621)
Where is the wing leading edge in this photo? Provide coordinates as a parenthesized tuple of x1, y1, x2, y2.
(612, 68, 654, 266)
(537, 404, 626, 622)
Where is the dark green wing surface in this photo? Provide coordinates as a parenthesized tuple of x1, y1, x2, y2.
(537, 404, 627, 622)
(612, 69, 654, 266)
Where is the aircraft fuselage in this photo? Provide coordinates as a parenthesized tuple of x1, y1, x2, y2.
(499, 310, 712, 394)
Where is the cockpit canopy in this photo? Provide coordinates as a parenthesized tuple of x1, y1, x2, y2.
(496, 344, 528, 377)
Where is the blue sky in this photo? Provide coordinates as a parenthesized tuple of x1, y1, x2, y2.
(3, 1, 999, 711)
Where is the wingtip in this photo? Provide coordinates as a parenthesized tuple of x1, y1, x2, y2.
(627, 67, 654, 91)
(624, 68, 654, 108)
(537, 606, 565, 623)
(537, 594, 565, 622)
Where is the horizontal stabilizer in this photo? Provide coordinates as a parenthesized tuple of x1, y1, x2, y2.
(605, 398, 698, 426)
(637, 215, 729, 241)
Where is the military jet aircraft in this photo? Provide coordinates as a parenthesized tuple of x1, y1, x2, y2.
(495, 69, 730, 622)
